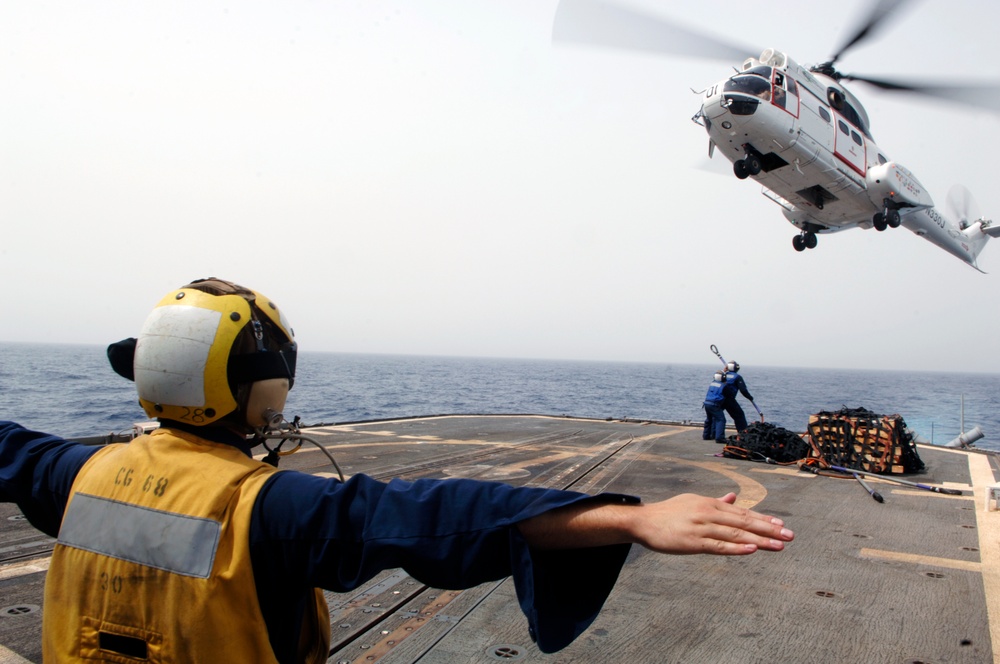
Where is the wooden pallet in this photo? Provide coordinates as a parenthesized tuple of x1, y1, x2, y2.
(806, 411, 922, 474)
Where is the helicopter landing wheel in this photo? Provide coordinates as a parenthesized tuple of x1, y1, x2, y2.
(792, 234, 806, 252)
(746, 154, 762, 176)
(887, 209, 901, 228)
(733, 159, 750, 180)
(873, 212, 887, 231)
(804, 231, 818, 249)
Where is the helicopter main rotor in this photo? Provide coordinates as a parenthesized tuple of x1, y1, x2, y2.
(552, 0, 1000, 112)
(551, 0, 753, 62)
(815, 0, 915, 77)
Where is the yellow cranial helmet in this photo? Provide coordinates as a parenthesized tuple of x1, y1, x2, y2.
(128, 278, 296, 427)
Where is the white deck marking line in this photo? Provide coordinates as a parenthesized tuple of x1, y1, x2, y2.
(968, 453, 1000, 664)
(858, 548, 980, 572)
(0, 645, 34, 664)
(889, 488, 970, 499)
(0, 557, 51, 580)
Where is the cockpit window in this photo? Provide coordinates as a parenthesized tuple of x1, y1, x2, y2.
(724, 75, 771, 100)
(742, 65, 773, 79)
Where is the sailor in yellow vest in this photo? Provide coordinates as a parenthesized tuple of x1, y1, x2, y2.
(0, 278, 793, 662)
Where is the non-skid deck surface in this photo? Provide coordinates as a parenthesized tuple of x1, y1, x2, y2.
(1, 415, 997, 663)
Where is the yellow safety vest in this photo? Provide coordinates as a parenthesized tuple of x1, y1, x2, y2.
(43, 427, 330, 663)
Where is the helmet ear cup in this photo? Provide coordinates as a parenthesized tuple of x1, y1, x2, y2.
(107, 338, 138, 381)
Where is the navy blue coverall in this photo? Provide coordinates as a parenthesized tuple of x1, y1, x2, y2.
(702, 378, 729, 444)
(724, 371, 755, 433)
(0, 420, 635, 659)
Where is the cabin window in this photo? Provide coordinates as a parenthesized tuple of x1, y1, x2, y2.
(842, 104, 869, 137)
(878, 154, 888, 164)
(773, 84, 787, 109)
(828, 86, 872, 139)
(851, 130, 863, 146)
(770, 71, 795, 111)
(818, 107, 831, 122)
(787, 77, 798, 96)
(838, 120, 849, 135)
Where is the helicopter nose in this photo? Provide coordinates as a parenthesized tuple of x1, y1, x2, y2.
(701, 89, 733, 124)
(702, 92, 760, 128)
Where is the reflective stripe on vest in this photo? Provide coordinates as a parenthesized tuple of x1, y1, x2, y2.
(705, 380, 726, 405)
(43, 428, 330, 663)
(58, 493, 221, 578)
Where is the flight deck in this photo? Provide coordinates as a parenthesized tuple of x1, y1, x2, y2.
(1, 415, 997, 663)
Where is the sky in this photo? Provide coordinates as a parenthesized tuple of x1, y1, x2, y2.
(3, 0, 999, 373)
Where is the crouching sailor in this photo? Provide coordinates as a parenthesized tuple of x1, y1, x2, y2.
(703, 370, 729, 444)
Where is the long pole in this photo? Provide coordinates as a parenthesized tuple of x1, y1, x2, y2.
(829, 464, 964, 496)
(710, 344, 727, 366)
(852, 472, 884, 503)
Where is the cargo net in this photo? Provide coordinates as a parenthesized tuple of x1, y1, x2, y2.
(806, 406, 925, 474)
(722, 422, 811, 465)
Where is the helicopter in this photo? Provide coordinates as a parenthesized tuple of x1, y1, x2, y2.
(552, 0, 1000, 270)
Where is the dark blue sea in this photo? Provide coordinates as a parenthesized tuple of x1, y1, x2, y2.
(2, 342, 998, 452)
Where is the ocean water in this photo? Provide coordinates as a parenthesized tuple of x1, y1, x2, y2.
(1, 342, 998, 452)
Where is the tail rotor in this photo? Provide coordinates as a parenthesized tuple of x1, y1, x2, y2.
(945, 184, 982, 231)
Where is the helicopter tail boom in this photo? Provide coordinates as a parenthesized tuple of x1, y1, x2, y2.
(899, 194, 995, 270)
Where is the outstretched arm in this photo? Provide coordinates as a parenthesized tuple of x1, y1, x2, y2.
(517, 492, 793, 555)
(736, 376, 753, 401)
(0, 422, 103, 535)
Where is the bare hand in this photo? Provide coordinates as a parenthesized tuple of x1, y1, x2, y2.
(519, 492, 793, 556)
(629, 492, 793, 555)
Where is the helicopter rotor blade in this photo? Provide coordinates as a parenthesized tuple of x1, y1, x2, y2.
(827, 0, 917, 65)
(552, 0, 757, 62)
(840, 73, 1000, 113)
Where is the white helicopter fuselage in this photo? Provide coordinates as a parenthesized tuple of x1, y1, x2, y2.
(696, 49, 996, 268)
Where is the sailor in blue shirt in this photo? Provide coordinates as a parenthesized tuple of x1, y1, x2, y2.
(703, 371, 729, 444)
(724, 361, 757, 433)
(0, 278, 793, 662)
